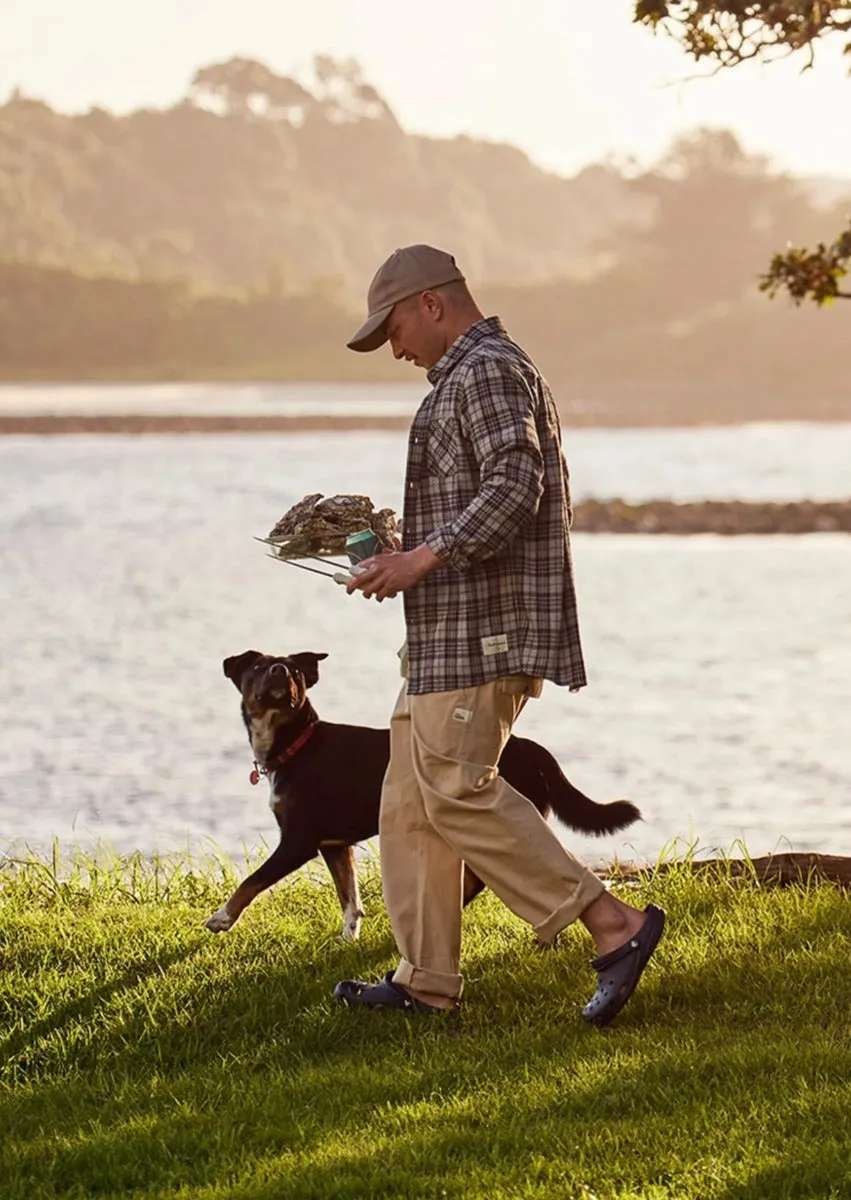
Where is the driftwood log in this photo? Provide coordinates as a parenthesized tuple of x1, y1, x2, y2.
(599, 852, 851, 889)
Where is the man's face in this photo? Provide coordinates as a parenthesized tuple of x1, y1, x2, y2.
(386, 294, 443, 369)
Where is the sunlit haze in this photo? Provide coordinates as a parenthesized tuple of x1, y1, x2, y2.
(5, 0, 851, 179)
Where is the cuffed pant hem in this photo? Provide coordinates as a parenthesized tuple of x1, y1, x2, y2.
(533, 871, 607, 944)
(393, 958, 464, 1001)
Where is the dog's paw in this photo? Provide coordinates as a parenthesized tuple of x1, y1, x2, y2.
(340, 906, 364, 942)
(204, 906, 236, 933)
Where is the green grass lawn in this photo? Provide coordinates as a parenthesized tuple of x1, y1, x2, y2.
(1, 846, 849, 1200)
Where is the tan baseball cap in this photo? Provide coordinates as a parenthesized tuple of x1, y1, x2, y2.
(346, 244, 465, 352)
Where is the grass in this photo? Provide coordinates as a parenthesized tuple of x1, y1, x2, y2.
(1, 843, 849, 1200)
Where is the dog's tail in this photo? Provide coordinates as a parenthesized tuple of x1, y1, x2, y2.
(506, 736, 641, 836)
(547, 763, 640, 836)
(551, 787, 641, 836)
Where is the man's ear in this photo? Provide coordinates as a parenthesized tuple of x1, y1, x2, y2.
(288, 652, 329, 689)
(222, 651, 263, 688)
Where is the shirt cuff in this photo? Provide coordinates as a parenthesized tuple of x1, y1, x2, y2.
(425, 527, 468, 572)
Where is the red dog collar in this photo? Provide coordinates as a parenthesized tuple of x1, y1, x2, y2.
(249, 722, 317, 785)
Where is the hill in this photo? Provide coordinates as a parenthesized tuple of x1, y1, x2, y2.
(1, 58, 849, 420)
(0, 57, 642, 294)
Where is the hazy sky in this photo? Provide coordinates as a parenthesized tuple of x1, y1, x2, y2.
(4, 0, 851, 179)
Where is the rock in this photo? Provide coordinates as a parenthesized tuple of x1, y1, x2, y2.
(572, 499, 851, 535)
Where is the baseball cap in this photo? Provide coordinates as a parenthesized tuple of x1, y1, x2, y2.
(346, 244, 465, 352)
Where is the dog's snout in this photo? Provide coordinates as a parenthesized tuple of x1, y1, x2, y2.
(269, 663, 286, 676)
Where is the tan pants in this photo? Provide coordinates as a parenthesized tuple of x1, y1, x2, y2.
(378, 677, 606, 1001)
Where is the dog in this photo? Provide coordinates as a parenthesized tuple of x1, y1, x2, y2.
(206, 650, 641, 940)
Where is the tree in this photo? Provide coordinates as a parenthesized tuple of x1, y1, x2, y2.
(633, 1, 851, 303)
(190, 57, 314, 123)
(309, 55, 398, 125)
(191, 58, 277, 116)
(605, 128, 815, 314)
(266, 75, 315, 124)
(188, 54, 396, 128)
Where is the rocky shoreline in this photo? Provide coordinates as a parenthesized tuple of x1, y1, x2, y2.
(572, 498, 851, 535)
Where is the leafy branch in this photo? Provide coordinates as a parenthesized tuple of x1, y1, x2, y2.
(635, 2, 851, 69)
(759, 222, 851, 303)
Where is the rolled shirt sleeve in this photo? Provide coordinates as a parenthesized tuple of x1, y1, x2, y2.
(424, 358, 544, 571)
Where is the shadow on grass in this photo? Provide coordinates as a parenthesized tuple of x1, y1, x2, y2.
(3, 877, 850, 1199)
(5, 1022, 847, 1200)
(712, 1138, 851, 1200)
(2, 919, 401, 1088)
(6, 873, 847, 1082)
(1, 938, 208, 1077)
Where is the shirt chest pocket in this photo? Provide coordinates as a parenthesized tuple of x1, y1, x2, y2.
(423, 417, 460, 478)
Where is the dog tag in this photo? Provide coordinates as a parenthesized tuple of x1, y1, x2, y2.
(249, 769, 261, 786)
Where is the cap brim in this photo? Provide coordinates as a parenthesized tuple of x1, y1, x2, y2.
(346, 303, 394, 353)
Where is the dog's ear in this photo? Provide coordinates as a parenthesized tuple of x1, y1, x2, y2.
(222, 651, 263, 688)
(288, 652, 329, 689)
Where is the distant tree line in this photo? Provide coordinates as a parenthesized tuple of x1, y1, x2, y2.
(2, 121, 848, 424)
(0, 261, 380, 381)
(4, 53, 622, 292)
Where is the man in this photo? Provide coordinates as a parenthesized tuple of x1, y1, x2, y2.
(333, 245, 664, 1024)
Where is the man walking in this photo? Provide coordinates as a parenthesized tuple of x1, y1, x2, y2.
(334, 245, 664, 1024)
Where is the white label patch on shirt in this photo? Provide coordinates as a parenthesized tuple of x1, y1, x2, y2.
(452, 707, 474, 723)
(481, 634, 509, 656)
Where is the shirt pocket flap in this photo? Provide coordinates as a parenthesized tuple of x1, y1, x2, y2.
(424, 418, 459, 477)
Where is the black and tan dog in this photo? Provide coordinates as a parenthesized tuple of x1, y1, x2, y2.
(206, 650, 641, 940)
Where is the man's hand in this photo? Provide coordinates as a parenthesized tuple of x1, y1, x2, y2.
(346, 543, 442, 602)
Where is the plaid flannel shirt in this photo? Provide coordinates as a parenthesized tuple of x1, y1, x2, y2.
(401, 316, 587, 695)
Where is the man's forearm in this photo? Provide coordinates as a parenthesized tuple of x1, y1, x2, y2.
(425, 469, 542, 572)
(410, 541, 445, 576)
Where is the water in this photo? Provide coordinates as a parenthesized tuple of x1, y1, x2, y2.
(1, 421, 850, 868)
(0, 381, 424, 419)
(1, 381, 851, 501)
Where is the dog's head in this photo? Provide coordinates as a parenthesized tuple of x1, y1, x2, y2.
(222, 650, 328, 723)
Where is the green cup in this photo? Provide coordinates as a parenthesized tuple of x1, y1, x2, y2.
(345, 529, 382, 565)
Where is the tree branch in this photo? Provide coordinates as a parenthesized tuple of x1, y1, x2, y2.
(635, 2, 851, 70)
(759, 224, 851, 305)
